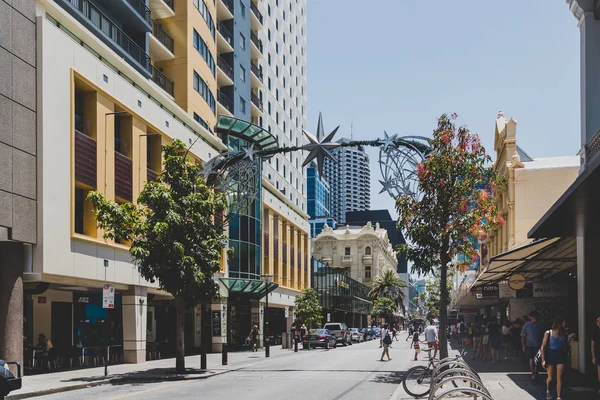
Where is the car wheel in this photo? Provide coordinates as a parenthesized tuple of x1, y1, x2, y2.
(326, 341, 330, 350)
(333, 340, 337, 348)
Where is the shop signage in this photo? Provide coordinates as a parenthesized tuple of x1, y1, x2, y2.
(459, 308, 477, 314)
(481, 284, 499, 299)
(24, 282, 50, 295)
(499, 283, 516, 299)
(37, 296, 46, 304)
(221, 307, 227, 340)
(212, 311, 221, 337)
(284, 307, 289, 318)
(508, 274, 526, 290)
(77, 296, 90, 304)
(327, 313, 331, 322)
(533, 282, 568, 298)
(102, 284, 115, 309)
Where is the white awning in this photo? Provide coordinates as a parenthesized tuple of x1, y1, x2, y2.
(470, 237, 576, 290)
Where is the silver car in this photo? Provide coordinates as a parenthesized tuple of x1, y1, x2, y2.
(348, 328, 364, 343)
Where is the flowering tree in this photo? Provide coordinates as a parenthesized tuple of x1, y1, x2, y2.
(396, 114, 504, 358)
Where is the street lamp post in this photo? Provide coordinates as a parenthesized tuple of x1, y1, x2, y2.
(261, 274, 274, 358)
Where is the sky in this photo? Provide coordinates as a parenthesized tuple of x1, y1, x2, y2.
(306, 0, 580, 219)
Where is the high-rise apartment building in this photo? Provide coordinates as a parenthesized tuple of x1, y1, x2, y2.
(324, 138, 371, 224)
(14, 0, 307, 363)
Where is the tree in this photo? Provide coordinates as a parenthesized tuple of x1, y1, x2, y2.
(368, 269, 408, 314)
(418, 274, 453, 322)
(88, 139, 228, 373)
(294, 287, 323, 330)
(396, 114, 503, 358)
(371, 297, 396, 323)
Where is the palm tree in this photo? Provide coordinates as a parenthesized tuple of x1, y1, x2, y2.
(368, 269, 408, 315)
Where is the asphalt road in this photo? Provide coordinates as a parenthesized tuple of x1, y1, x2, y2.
(34, 336, 420, 400)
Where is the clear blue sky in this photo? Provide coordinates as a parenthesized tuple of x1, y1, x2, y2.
(306, 0, 580, 217)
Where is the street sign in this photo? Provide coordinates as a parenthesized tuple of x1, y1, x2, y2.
(284, 307, 289, 318)
(327, 313, 331, 322)
(102, 284, 115, 309)
(508, 274, 526, 290)
(481, 284, 499, 299)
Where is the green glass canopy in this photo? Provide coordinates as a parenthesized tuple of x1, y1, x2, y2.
(219, 278, 279, 300)
(216, 116, 279, 152)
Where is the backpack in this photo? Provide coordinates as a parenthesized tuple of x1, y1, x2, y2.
(383, 332, 392, 345)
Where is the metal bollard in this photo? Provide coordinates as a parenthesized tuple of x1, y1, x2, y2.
(265, 338, 270, 358)
(294, 338, 298, 352)
(222, 343, 228, 365)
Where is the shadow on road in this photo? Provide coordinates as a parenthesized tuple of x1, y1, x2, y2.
(59, 367, 214, 386)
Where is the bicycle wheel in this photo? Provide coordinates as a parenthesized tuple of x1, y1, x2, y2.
(402, 365, 432, 398)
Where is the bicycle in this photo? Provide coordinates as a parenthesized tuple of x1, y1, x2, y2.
(402, 347, 481, 398)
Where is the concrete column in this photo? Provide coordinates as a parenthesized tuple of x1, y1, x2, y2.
(0, 243, 24, 371)
(300, 233, 305, 289)
(211, 301, 227, 352)
(267, 210, 274, 276)
(276, 217, 283, 286)
(122, 286, 147, 363)
(292, 228, 298, 289)
(576, 234, 600, 373)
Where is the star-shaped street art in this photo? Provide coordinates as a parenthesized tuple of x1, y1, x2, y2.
(301, 126, 340, 177)
(242, 144, 256, 161)
(379, 177, 394, 194)
(379, 131, 397, 153)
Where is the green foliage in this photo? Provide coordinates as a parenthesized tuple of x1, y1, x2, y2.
(395, 114, 504, 357)
(87, 139, 228, 306)
(294, 288, 323, 329)
(368, 269, 408, 314)
(371, 297, 396, 321)
(418, 274, 453, 321)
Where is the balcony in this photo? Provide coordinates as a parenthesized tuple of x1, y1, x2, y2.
(149, 20, 174, 61)
(64, 0, 151, 76)
(250, 1, 263, 29)
(75, 130, 97, 188)
(362, 255, 373, 266)
(250, 61, 263, 86)
(149, 0, 175, 19)
(147, 168, 158, 182)
(124, 0, 151, 23)
(217, 89, 234, 115)
(341, 255, 353, 266)
(250, 91, 263, 115)
(217, 0, 234, 20)
(151, 65, 174, 97)
(217, 20, 234, 53)
(250, 31, 263, 57)
(115, 152, 133, 202)
(217, 55, 234, 86)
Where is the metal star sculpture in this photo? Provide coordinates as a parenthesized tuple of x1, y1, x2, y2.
(301, 126, 340, 177)
(242, 144, 256, 161)
(379, 131, 397, 153)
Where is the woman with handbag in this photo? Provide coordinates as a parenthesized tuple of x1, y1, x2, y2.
(380, 324, 392, 362)
(541, 317, 567, 400)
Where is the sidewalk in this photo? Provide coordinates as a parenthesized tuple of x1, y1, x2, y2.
(6, 346, 295, 399)
(445, 341, 599, 400)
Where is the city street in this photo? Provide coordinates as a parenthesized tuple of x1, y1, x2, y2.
(33, 339, 411, 400)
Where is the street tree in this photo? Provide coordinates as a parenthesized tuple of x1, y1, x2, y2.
(87, 139, 228, 373)
(396, 114, 504, 358)
(294, 288, 322, 349)
(371, 297, 396, 324)
(368, 269, 408, 314)
(417, 274, 453, 322)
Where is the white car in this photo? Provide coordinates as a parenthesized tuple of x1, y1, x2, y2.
(348, 328, 364, 343)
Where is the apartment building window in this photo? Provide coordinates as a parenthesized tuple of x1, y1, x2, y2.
(365, 246, 372, 255)
(283, 121, 286, 132)
(193, 30, 216, 76)
(276, 66, 279, 77)
(240, 0, 245, 17)
(365, 266, 372, 279)
(276, 112, 279, 124)
(268, 29, 271, 41)
(193, 0, 216, 38)
(276, 89, 279, 100)
(268, 53, 271, 65)
(240, 64, 246, 81)
(276, 157, 279, 171)
(283, 99, 286, 110)
(276, 43, 279, 54)
(268, 5, 271, 15)
(283, 165, 286, 176)
(276, 19, 279, 30)
(268, 101, 271, 115)
(345, 247, 351, 256)
(268, 77, 271, 90)
(239, 33, 246, 50)
(193, 71, 216, 114)
(240, 97, 246, 113)
(283, 55, 286, 65)
(283, 77, 286, 88)
(259, 116, 263, 127)
(283, 33, 286, 43)
(193, 112, 212, 133)
(283, 11, 286, 20)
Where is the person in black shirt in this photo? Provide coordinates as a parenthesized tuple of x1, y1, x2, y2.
(487, 318, 501, 364)
(591, 316, 600, 396)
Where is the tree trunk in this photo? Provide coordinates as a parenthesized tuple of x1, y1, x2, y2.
(175, 296, 186, 373)
(438, 252, 450, 359)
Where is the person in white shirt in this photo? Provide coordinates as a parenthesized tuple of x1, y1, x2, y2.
(424, 320, 438, 359)
(379, 324, 392, 362)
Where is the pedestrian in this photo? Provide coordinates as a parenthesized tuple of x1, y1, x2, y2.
(35, 333, 53, 360)
(406, 324, 414, 341)
(488, 317, 501, 364)
(249, 325, 260, 352)
(502, 320, 512, 360)
(424, 319, 438, 359)
(522, 311, 543, 380)
(380, 324, 392, 362)
(510, 318, 523, 361)
(472, 317, 482, 360)
(591, 315, 600, 397)
(410, 331, 423, 361)
(541, 317, 567, 400)
(481, 319, 490, 360)
(392, 326, 398, 341)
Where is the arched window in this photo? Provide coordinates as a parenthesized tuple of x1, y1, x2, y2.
(365, 246, 371, 255)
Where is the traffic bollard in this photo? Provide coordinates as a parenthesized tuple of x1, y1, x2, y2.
(265, 338, 270, 358)
(222, 343, 228, 365)
(294, 339, 298, 352)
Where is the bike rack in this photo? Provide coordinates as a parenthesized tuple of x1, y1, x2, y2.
(427, 355, 493, 400)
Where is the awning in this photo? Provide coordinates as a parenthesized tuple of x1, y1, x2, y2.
(470, 237, 576, 290)
(219, 278, 279, 300)
(529, 153, 600, 238)
(215, 116, 279, 152)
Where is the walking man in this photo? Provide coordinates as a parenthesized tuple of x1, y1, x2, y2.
(424, 319, 438, 359)
(522, 311, 542, 380)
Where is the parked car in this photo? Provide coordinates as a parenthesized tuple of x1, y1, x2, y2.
(373, 327, 382, 337)
(348, 328, 364, 343)
(302, 329, 337, 349)
(323, 322, 352, 346)
(360, 328, 374, 341)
